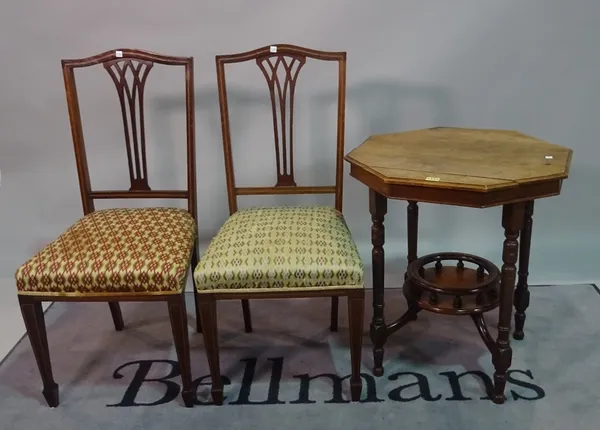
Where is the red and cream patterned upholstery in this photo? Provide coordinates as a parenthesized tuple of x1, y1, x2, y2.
(15, 207, 196, 296)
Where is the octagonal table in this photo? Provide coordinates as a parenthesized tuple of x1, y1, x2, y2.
(344, 127, 572, 403)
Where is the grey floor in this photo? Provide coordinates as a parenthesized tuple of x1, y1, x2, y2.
(0, 286, 598, 430)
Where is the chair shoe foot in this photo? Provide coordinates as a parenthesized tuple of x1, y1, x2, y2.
(43, 383, 59, 407)
(492, 393, 505, 404)
(350, 379, 362, 402)
(211, 386, 224, 405)
(181, 390, 196, 408)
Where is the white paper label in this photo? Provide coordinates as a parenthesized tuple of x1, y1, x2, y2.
(270, 46, 277, 53)
(115, 50, 123, 58)
(545, 155, 553, 159)
(425, 176, 440, 182)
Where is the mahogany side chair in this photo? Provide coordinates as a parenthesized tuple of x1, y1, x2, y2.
(14, 49, 198, 407)
(193, 44, 365, 404)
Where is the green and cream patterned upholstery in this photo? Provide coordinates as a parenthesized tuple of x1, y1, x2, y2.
(193, 205, 363, 292)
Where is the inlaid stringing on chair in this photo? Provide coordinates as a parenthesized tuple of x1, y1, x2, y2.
(14, 49, 198, 407)
(193, 44, 365, 405)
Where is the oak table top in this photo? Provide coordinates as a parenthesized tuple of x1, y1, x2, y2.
(344, 127, 573, 208)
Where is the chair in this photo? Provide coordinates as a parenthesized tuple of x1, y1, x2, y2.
(193, 44, 365, 405)
(14, 49, 198, 407)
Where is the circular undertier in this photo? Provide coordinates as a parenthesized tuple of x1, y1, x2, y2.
(404, 252, 501, 315)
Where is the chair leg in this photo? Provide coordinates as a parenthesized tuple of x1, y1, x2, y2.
(18, 296, 59, 407)
(330, 296, 339, 332)
(241, 299, 252, 333)
(108, 302, 124, 331)
(198, 295, 224, 405)
(347, 290, 364, 402)
(191, 246, 202, 333)
(193, 288, 203, 333)
(167, 293, 195, 407)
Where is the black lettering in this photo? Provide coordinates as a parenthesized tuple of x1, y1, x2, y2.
(193, 374, 232, 405)
(229, 357, 285, 405)
(105, 357, 545, 407)
(290, 372, 383, 404)
(107, 359, 180, 407)
(388, 372, 442, 402)
(507, 369, 545, 401)
(440, 370, 493, 401)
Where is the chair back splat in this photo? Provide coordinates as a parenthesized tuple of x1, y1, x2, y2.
(215, 44, 346, 214)
(62, 49, 197, 221)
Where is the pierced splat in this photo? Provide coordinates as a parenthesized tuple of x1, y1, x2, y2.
(104, 59, 154, 191)
(256, 54, 306, 187)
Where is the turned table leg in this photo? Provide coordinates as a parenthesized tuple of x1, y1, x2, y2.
(492, 202, 524, 404)
(369, 189, 388, 377)
(513, 200, 534, 340)
(404, 201, 420, 313)
(404, 201, 419, 281)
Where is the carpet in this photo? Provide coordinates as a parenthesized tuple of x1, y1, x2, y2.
(0, 285, 598, 429)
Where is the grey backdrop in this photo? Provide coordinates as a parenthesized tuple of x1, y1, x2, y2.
(1, 0, 599, 293)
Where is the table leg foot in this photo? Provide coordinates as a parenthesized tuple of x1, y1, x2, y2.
(513, 288, 529, 341)
(492, 393, 506, 405)
(370, 322, 387, 377)
(513, 200, 534, 341)
(491, 342, 512, 404)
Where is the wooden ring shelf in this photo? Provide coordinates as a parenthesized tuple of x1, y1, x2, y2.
(403, 252, 501, 315)
(398, 251, 506, 402)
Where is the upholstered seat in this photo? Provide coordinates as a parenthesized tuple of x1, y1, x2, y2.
(16, 207, 197, 296)
(194, 205, 363, 292)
